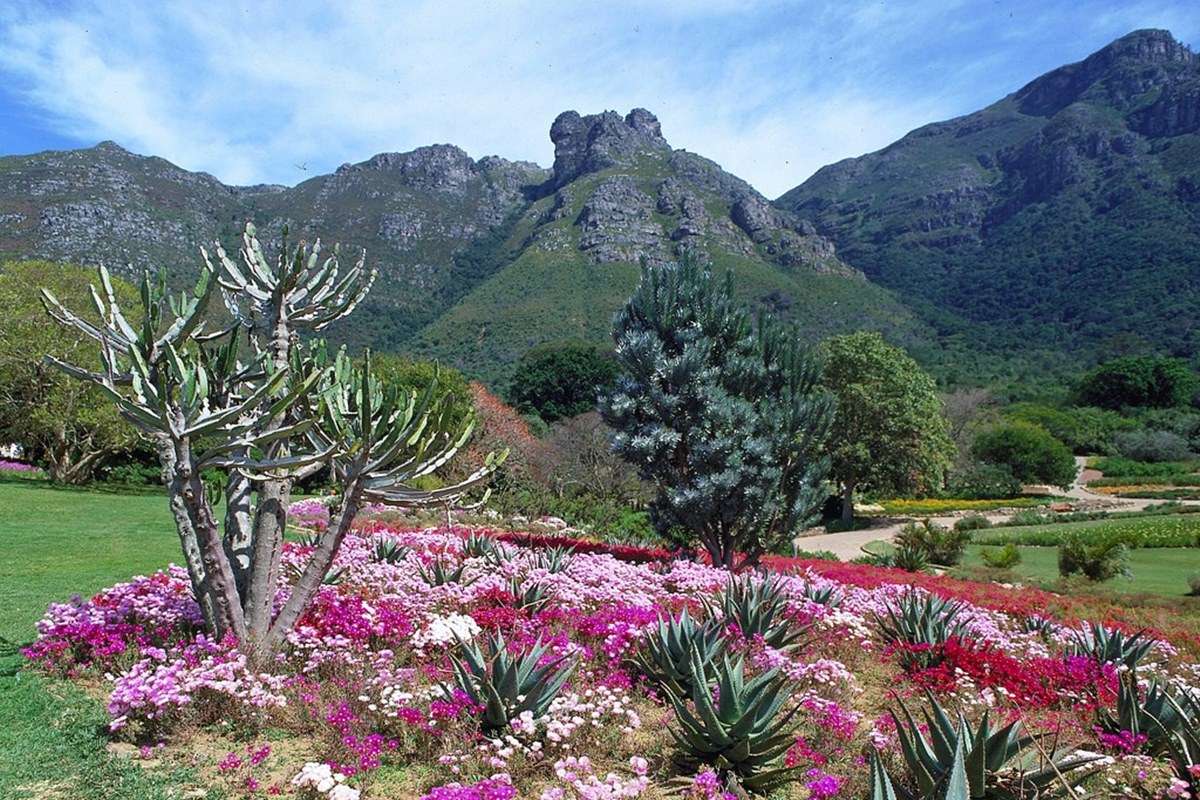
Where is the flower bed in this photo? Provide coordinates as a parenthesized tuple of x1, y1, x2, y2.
(23, 513, 1200, 798)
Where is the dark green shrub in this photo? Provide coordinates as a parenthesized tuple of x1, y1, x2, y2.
(1058, 534, 1129, 582)
(1189, 574, 1200, 596)
(953, 514, 992, 532)
(508, 341, 618, 422)
(1005, 402, 1134, 454)
(895, 520, 969, 566)
(980, 542, 1022, 569)
(972, 421, 1076, 488)
(792, 548, 839, 560)
(1078, 356, 1198, 410)
(944, 460, 1022, 499)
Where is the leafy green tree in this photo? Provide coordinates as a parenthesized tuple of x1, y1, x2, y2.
(601, 257, 833, 568)
(508, 341, 618, 422)
(0, 261, 140, 483)
(972, 421, 1076, 488)
(1004, 402, 1136, 455)
(1077, 356, 1198, 410)
(821, 331, 955, 522)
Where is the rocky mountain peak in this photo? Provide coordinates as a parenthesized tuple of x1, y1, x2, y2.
(1014, 28, 1196, 119)
(548, 108, 670, 188)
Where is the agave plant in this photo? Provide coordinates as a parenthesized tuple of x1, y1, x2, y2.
(891, 690, 1097, 798)
(462, 531, 500, 559)
(418, 557, 476, 587)
(875, 591, 970, 670)
(892, 543, 931, 573)
(532, 546, 575, 574)
(1018, 615, 1057, 637)
(632, 608, 726, 698)
(667, 648, 804, 795)
(798, 584, 843, 608)
(1068, 622, 1155, 669)
(509, 577, 552, 613)
(1096, 672, 1183, 747)
(448, 632, 575, 733)
(1154, 690, 1200, 793)
(321, 567, 347, 585)
(871, 740, 974, 800)
(710, 574, 808, 652)
(295, 531, 324, 548)
(372, 538, 410, 564)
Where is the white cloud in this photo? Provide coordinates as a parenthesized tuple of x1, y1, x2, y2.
(0, 0, 1193, 196)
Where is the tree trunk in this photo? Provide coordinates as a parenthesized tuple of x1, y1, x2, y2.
(243, 309, 295, 642)
(841, 483, 855, 524)
(262, 485, 361, 655)
(223, 464, 254, 596)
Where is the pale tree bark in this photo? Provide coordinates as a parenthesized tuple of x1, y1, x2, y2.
(261, 482, 362, 655)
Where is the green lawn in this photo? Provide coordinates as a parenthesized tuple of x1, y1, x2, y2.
(959, 544, 1200, 597)
(974, 512, 1200, 549)
(0, 477, 197, 799)
(0, 478, 179, 643)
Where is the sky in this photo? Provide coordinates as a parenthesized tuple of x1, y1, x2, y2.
(0, 1, 1196, 198)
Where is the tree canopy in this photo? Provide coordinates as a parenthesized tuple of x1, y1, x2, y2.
(508, 340, 618, 422)
(972, 421, 1076, 488)
(1077, 356, 1198, 410)
(820, 331, 954, 520)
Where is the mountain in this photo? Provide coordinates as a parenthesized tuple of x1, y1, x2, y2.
(777, 29, 1200, 384)
(0, 109, 926, 385)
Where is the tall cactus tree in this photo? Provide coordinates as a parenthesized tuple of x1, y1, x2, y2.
(41, 223, 498, 655)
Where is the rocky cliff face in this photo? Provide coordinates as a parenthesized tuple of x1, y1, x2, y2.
(0, 107, 875, 381)
(776, 29, 1200, 366)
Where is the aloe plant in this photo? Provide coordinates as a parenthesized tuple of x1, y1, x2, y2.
(666, 649, 804, 795)
(798, 584, 843, 608)
(509, 578, 551, 613)
(871, 747, 973, 800)
(449, 633, 575, 733)
(632, 608, 725, 697)
(1096, 672, 1200, 791)
(1068, 622, 1155, 669)
(462, 531, 500, 559)
(710, 574, 808, 651)
(875, 592, 970, 670)
(891, 691, 1096, 798)
(372, 538, 411, 564)
(418, 558, 475, 587)
(532, 546, 575, 574)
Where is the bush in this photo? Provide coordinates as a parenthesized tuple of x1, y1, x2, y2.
(1008, 508, 1050, 526)
(972, 421, 1076, 488)
(891, 544, 930, 572)
(894, 520, 969, 566)
(944, 461, 1022, 500)
(954, 514, 993, 532)
(508, 341, 618, 423)
(1057, 534, 1129, 582)
(1188, 574, 1200, 597)
(1004, 403, 1134, 454)
(792, 548, 839, 560)
(980, 543, 1022, 569)
(1091, 456, 1200, 478)
(1112, 430, 1194, 462)
(1077, 355, 1198, 410)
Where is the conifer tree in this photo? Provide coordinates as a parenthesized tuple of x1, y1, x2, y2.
(601, 256, 833, 568)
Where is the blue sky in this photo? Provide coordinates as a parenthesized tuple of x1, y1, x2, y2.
(0, 1, 1196, 197)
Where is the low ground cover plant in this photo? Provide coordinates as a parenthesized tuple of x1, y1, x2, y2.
(22, 501, 1200, 799)
(876, 497, 1050, 515)
(977, 513, 1200, 549)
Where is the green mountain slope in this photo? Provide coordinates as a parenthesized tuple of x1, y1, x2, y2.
(776, 29, 1200, 378)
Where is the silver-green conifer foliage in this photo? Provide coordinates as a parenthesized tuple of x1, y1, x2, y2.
(600, 256, 833, 568)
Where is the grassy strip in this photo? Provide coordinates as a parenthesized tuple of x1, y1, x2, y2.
(1090, 457, 1200, 479)
(1090, 474, 1200, 487)
(975, 512, 1200, 548)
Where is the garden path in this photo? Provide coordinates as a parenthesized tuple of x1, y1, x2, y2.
(793, 457, 1198, 560)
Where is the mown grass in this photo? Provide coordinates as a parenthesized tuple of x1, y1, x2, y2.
(0, 477, 199, 799)
(958, 544, 1200, 598)
(0, 477, 179, 643)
